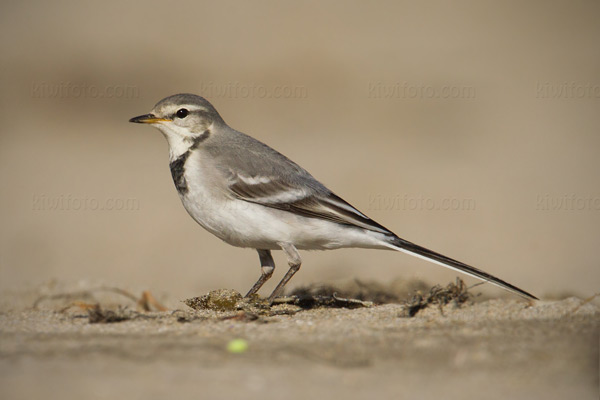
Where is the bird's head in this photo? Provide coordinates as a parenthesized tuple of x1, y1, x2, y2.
(129, 93, 224, 157)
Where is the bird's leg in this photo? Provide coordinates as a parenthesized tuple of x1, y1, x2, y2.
(267, 243, 302, 304)
(245, 249, 275, 297)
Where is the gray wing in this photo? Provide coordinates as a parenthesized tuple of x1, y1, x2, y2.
(229, 174, 392, 234)
(205, 128, 393, 234)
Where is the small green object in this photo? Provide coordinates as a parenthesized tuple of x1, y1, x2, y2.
(227, 338, 249, 353)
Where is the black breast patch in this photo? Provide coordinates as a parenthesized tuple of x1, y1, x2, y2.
(169, 151, 191, 194)
(168, 131, 211, 195)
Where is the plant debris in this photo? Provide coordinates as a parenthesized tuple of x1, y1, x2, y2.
(184, 289, 245, 311)
(399, 278, 471, 317)
(30, 278, 477, 324)
(183, 287, 374, 317)
(183, 279, 443, 317)
(33, 287, 167, 312)
(221, 311, 262, 322)
(289, 278, 429, 305)
(274, 293, 373, 309)
(87, 305, 139, 323)
(570, 292, 600, 315)
(183, 289, 298, 318)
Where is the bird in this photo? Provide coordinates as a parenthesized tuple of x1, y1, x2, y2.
(129, 93, 537, 303)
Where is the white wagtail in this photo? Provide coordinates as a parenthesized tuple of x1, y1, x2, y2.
(130, 94, 537, 303)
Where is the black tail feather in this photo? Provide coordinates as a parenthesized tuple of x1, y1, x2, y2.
(389, 236, 538, 300)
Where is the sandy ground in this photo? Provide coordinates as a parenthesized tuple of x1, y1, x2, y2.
(3, 1, 600, 300)
(0, 282, 597, 400)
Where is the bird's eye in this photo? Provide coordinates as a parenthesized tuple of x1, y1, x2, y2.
(176, 108, 189, 118)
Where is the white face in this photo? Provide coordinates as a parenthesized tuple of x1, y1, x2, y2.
(148, 104, 215, 159)
(130, 94, 224, 160)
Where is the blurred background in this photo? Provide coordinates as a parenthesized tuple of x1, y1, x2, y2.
(1, 0, 598, 300)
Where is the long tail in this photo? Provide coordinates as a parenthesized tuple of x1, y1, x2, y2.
(383, 235, 538, 300)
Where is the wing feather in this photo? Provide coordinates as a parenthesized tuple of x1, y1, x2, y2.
(228, 174, 392, 234)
